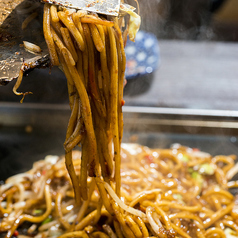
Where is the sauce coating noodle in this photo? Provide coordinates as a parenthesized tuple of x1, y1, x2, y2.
(1, 144, 238, 238)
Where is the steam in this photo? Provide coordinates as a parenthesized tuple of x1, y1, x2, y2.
(133, 0, 216, 40)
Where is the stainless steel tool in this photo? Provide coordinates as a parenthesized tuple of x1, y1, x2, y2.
(41, 0, 120, 16)
(0, 0, 121, 86)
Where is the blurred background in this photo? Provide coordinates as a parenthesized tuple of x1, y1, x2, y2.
(0, 0, 238, 180)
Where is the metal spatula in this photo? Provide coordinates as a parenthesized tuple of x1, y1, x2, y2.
(0, 0, 120, 86)
(41, 0, 120, 16)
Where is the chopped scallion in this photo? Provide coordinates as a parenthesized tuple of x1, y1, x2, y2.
(41, 216, 53, 225)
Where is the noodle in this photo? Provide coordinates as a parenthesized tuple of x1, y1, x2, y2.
(12, 63, 33, 103)
(1, 144, 238, 237)
(21, 12, 38, 30)
(58, 11, 85, 51)
(43, 4, 59, 66)
(60, 27, 78, 62)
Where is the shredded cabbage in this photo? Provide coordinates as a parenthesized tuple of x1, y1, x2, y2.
(225, 228, 238, 238)
(172, 194, 184, 204)
(191, 171, 203, 187)
(178, 154, 189, 162)
(103, 181, 147, 219)
(120, 4, 141, 42)
(199, 163, 215, 175)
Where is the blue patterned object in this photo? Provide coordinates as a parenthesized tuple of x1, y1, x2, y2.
(125, 31, 160, 79)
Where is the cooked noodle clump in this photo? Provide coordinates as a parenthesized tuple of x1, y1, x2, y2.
(1, 143, 238, 238)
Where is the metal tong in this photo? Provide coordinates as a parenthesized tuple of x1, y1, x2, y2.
(0, 0, 121, 86)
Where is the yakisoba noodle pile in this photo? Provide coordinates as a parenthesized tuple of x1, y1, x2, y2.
(43, 3, 127, 205)
(13, 0, 140, 216)
(1, 143, 238, 238)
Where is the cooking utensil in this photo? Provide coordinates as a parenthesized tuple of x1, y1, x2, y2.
(0, 0, 121, 86)
(41, 0, 120, 16)
(0, 0, 49, 86)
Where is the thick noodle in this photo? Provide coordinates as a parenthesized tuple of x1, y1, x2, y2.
(1, 144, 238, 238)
